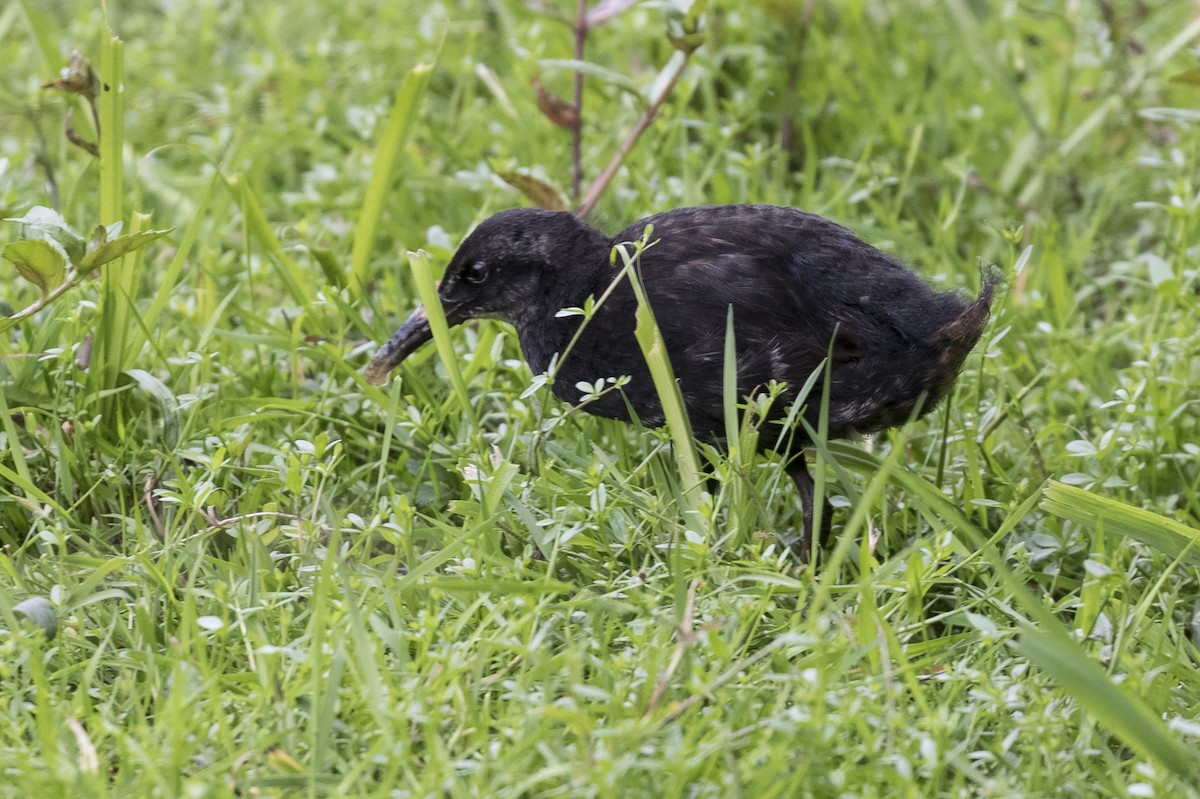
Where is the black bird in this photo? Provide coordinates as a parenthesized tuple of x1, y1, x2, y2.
(366, 204, 995, 562)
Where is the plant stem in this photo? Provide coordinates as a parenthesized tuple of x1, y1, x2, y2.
(0, 270, 88, 333)
(576, 50, 691, 219)
(571, 0, 587, 202)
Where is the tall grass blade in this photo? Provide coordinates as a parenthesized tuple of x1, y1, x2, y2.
(623, 249, 703, 529)
(94, 30, 130, 424)
(233, 176, 313, 305)
(98, 32, 123, 228)
(350, 63, 433, 298)
(1017, 627, 1198, 780)
(721, 306, 737, 455)
(407, 250, 474, 423)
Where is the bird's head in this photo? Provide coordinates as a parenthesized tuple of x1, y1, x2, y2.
(364, 208, 601, 385)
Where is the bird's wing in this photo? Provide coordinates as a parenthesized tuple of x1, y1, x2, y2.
(611, 207, 869, 437)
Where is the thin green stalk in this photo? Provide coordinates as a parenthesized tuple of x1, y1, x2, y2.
(94, 29, 128, 423)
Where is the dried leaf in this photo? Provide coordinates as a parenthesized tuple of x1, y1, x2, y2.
(497, 172, 568, 210)
(531, 76, 579, 130)
(65, 108, 99, 157)
(42, 49, 99, 99)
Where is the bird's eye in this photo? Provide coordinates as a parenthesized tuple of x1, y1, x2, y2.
(465, 260, 489, 284)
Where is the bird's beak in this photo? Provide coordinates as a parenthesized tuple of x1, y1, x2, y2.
(364, 304, 433, 385)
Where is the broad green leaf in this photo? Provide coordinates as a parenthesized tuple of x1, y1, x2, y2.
(482, 459, 521, 517)
(79, 227, 173, 274)
(125, 368, 181, 449)
(1041, 480, 1200, 565)
(14, 596, 58, 640)
(3, 239, 67, 294)
(4, 205, 85, 263)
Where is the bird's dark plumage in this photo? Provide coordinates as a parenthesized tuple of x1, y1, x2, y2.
(367, 205, 996, 562)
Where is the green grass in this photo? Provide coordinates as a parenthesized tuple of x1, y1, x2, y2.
(2, 0, 1200, 796)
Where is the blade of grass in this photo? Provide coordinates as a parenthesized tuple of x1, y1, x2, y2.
(0, 384, 32, 488)
(94, 211, 150, 426)
(97, 31, 123, 227)
(349, 63, 433, 299)
(618, 240, 703, 529)
(827, 441, 1199, 781)
(142, 172, 218, 334)
(1041, 480, 1200, 566)
(230, 174, 313, 305)
(720, 306, 754, 538)
(93, 29, 130, 425)
(406, 249, 475, 425)
(1017, 627, 1198, 779)
(721, 306, 738, 457)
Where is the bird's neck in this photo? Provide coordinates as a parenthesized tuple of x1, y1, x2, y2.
(515, 237, 613, 377)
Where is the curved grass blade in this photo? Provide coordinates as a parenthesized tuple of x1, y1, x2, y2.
(1041, 480, 1200, 565)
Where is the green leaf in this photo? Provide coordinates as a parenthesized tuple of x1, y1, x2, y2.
(350, 63, 434, 298)
(125, 368, 181, 449)
(1168, 67, 1200, 87)
(1016, 627, 1198, 780)
(4, 205, 85, 263)
(620, 235, 703, 527)
(14, 597, 58, 640)
(408, 249, 475, 423)
(1041, 480, 1200, 565)
(537, 59, 643, 97)
(3, 239, 68, 295)
(79, 227, 173, 274)
(306, 241, 345, 288)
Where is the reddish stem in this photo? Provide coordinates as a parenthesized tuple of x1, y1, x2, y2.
(576, 51, 691, 220)
(572, 0, 587, 201)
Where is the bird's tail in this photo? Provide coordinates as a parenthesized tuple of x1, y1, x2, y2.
(928, 268, 1000, 394)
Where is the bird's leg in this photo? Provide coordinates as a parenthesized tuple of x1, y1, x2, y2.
(783, 454, 833, 564)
